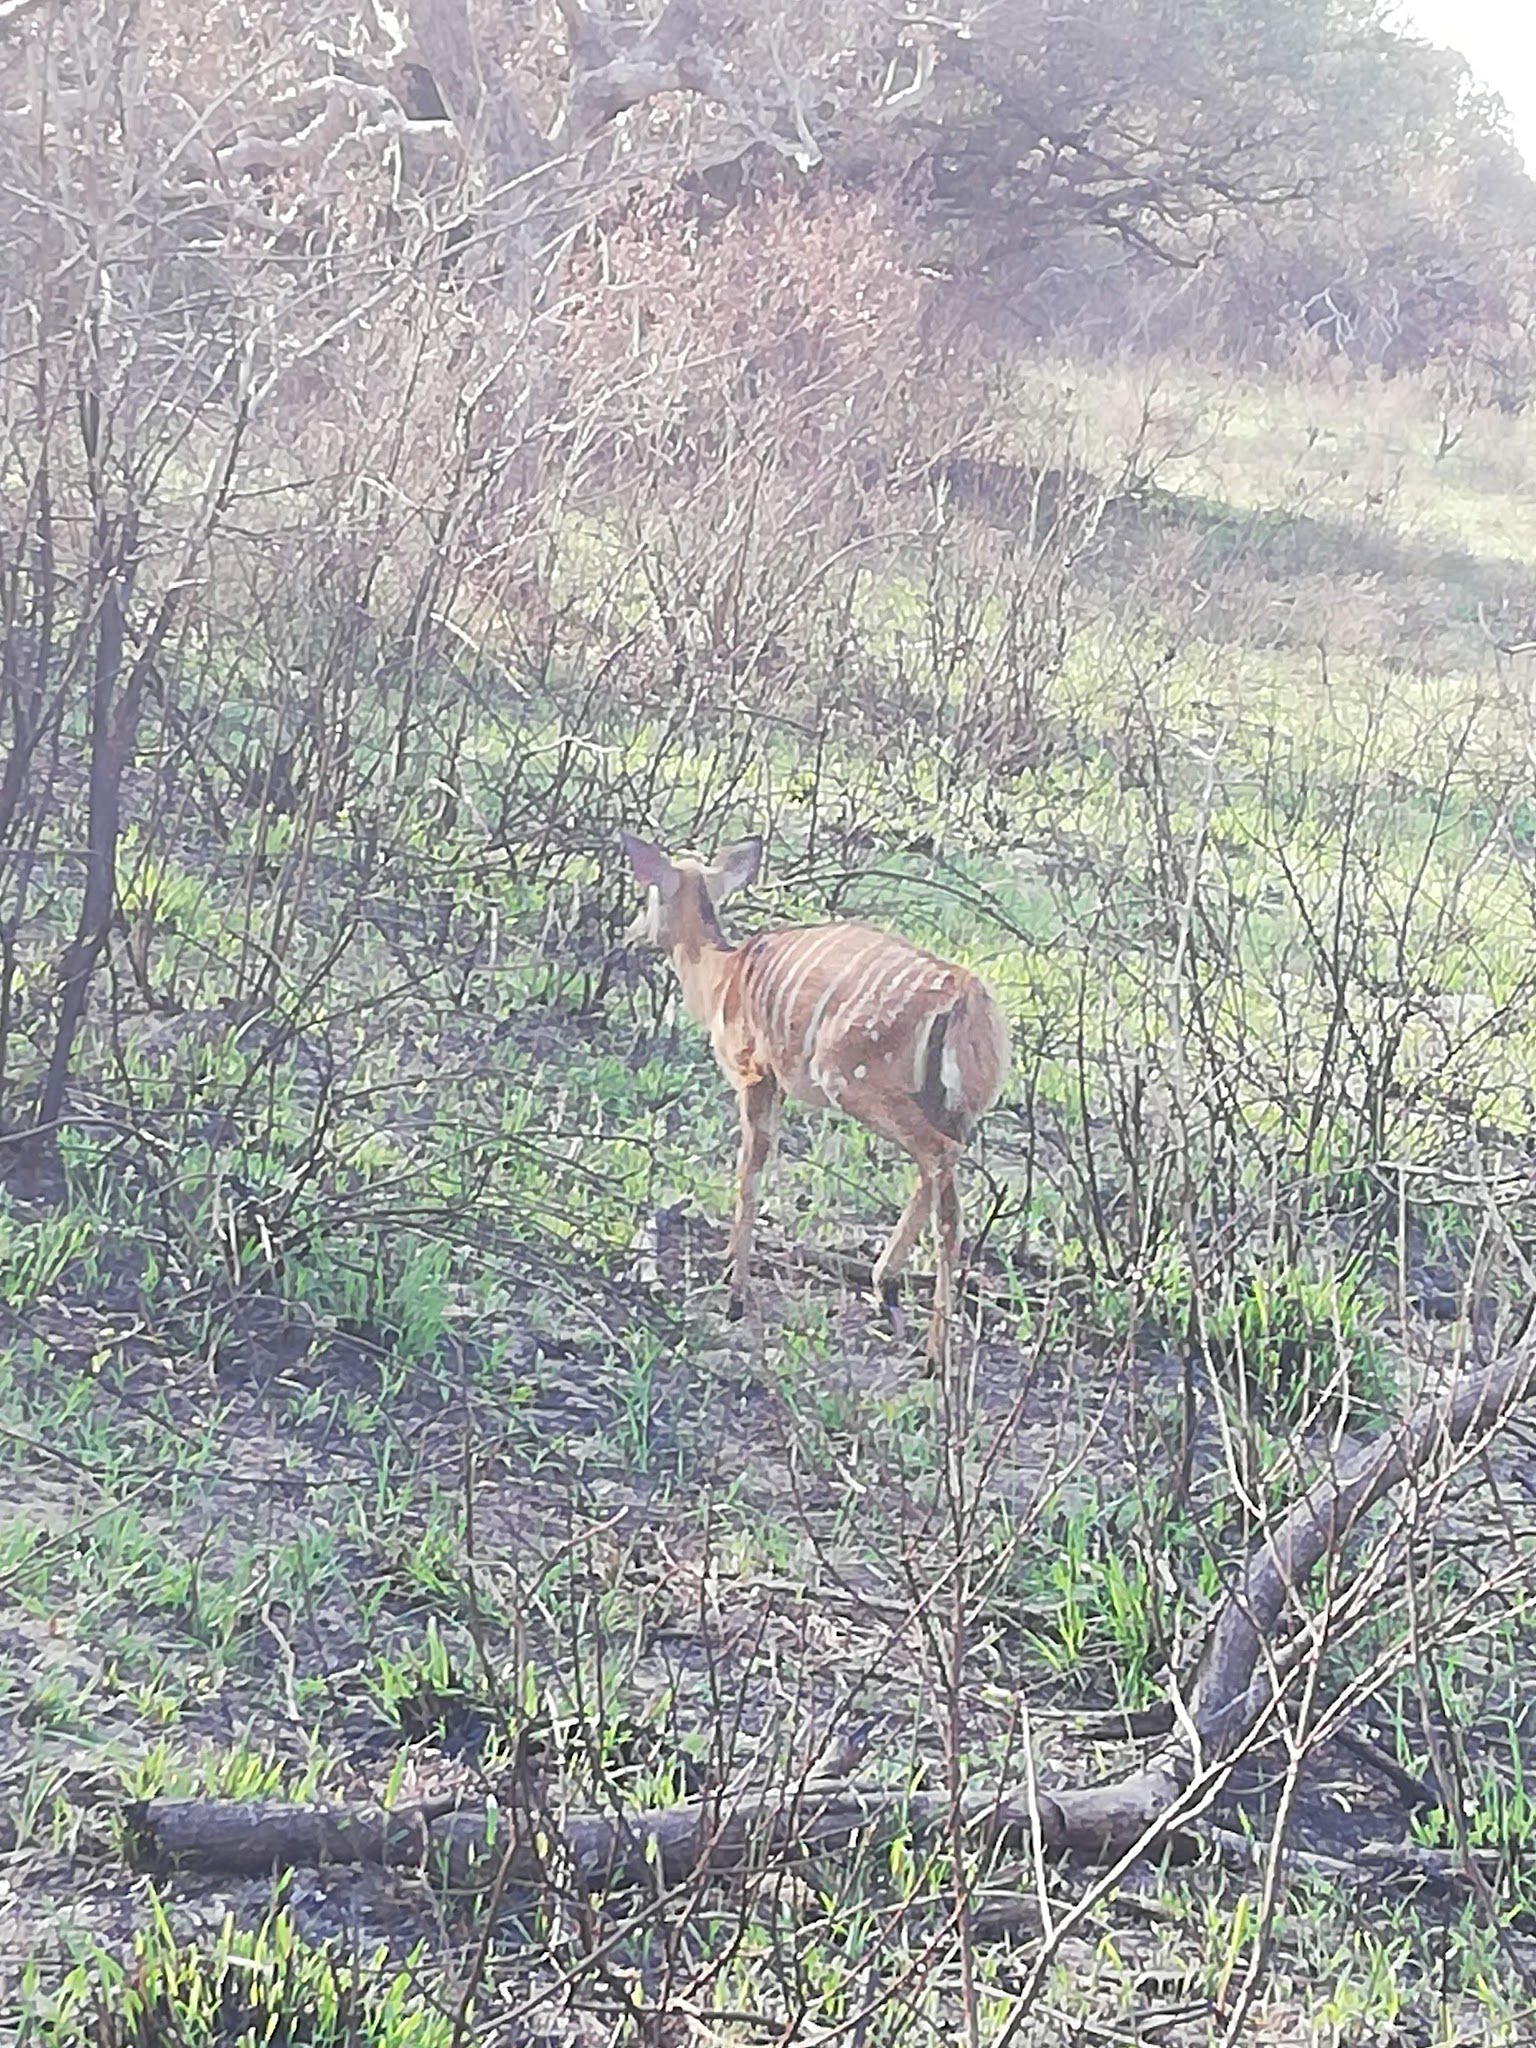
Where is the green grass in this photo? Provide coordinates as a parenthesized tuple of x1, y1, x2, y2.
(27, 1893, 454, 2047)
(7, 358, 1536, 2043)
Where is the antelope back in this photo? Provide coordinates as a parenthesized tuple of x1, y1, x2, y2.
(721, 921, 1008, 1143)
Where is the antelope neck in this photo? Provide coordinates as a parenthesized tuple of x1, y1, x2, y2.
(669, 931, 736, 1026)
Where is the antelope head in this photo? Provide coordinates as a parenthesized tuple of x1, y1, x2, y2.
(618, 830, 762, 953)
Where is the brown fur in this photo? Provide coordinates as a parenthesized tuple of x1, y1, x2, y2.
(619, 831, 1009, 1365)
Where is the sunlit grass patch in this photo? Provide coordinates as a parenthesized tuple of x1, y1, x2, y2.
(24, 1894, 453, 2048)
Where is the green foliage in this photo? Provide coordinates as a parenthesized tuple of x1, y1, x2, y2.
(1411, 1718, 1536, 1915)
(1206, 1253, 1389, 1422)
(0, 1199, 95, 1310)
(27, 1894, 452, 2047)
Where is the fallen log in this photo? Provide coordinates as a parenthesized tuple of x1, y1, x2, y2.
(1184, 1335, 1536, 1757)
(121, 1781, 1034, 1890)
(126, 1339, 1536, 1888)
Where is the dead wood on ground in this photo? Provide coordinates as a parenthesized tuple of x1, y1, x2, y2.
(126, 1340, 1536, 1890)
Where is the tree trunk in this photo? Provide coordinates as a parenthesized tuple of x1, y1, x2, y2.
(37, 504, 138, 1132)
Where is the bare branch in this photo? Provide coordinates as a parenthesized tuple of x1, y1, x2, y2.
(877, 31, 936, 118)
(217, 75, 453, 182)
(407, 0, 548, 179)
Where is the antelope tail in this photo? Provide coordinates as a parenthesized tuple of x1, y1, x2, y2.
(916, 986, 1008, 1141)
(916, 996, 968, 1139)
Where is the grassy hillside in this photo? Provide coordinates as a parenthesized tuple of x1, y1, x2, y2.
(8, 358, 1536, 2045)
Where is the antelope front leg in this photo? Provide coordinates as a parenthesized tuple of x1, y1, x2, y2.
(726, 1077, 780, 1319)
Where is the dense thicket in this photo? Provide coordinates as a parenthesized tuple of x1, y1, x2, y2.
(870, 0, 1536, 383)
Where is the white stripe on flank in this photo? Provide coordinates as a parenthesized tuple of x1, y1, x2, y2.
(799, 928, 888, 1069)
(825, 939, 907, 1047)
(750, 930, 810, 1049)
(766, 925, 861, 1052)
(762, 928, 838, 1047)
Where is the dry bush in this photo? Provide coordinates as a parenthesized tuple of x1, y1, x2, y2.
(557, 185, 961, 490)
(0, 0, 1111, 1125)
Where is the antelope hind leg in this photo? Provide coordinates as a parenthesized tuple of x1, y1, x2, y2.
(871, 1172, 934, 1333)
(925, 1169, 962, 1372)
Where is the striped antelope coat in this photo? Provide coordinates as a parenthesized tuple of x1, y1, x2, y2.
(620, 831, 1009, 1364)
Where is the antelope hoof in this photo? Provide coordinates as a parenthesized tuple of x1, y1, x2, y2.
(877, 1279, 905, 1339)
(726, 1287, 747, 1323)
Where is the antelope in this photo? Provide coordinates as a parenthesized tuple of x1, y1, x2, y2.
(619, 830, 1009, 1365)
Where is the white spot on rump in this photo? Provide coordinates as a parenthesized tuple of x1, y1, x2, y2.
(940, 1037, 964, 1107)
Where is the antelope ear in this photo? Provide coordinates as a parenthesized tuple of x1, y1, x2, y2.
(705, 835, 762, 905)
(619, 830, 680, 900)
